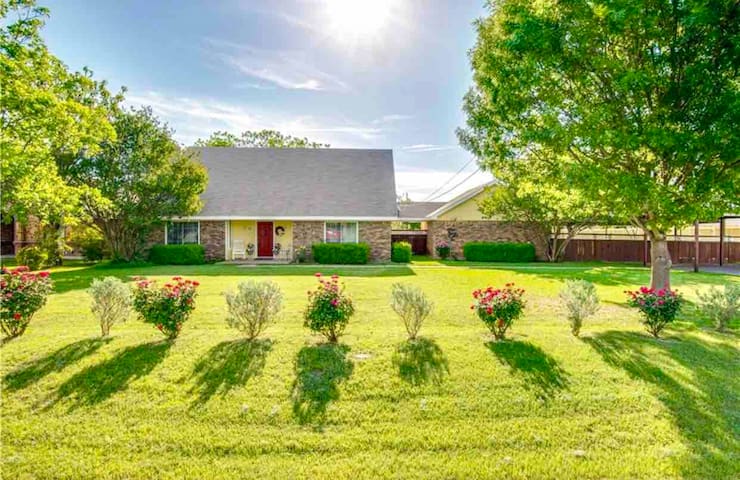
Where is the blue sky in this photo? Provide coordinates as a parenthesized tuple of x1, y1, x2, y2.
(41, 0, 492, 200)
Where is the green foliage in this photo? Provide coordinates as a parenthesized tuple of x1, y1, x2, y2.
(559, 280, 599, 336)
(0, 266, 52, 338)
(312, 243, 370, 264)
(224, 281, 283, 340)
(69, 226, 108, 261)
(195, 129, 330, 148)
(132, 277, 199, 339)
(391, 242, 412, 263)
(435, 242, 450, 259)
(16, 246, 49, 271)
(89, 277, 132, 337)
(626, 287, 683, 338)
(303, 274, 354, 342)
(390, 283, 433, 340)
(148, 244, 205, 265)
(472, 284, 526, 340)
(463, 241, 535, 262)
(697, 284, 740, 332)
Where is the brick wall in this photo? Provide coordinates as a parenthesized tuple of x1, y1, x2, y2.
(359, 221, 391, 262)
(426, 220, 546, 260)
(293, 221, 324, 260)
(200, 221, 226, 261)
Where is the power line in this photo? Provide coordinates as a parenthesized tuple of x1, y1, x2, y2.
(422, 157, 476, 201)
(426, 167, 482, 202)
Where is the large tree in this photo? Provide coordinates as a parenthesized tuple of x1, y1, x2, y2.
(459, 0, 739, 288)
(66, 107, 207, 261)
(194, 129, 330, 148)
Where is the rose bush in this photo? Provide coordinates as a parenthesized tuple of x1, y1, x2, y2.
(471, 283, 525, 340)
(132, 276, 199, 339)
(435, 241, 451, 259)
(0, 266, 53, 338)
(626, 286, 682, 338)
(303, 273, 354, 342)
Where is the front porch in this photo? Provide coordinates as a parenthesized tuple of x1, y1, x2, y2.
(226, 220, 295, 262)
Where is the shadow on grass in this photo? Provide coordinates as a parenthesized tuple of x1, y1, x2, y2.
(3, 337, 111, 392)
(189, 338, 272, 406)
(291, 343, 353, 426)
(584, 331, 739, 478)
(392, 337, 449, 385)
(47, 340, 171, 409)
(487, 340, 569, 402)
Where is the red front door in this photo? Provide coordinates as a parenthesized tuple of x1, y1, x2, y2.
(257, 222, 273, 257)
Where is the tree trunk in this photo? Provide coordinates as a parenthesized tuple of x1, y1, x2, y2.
(649, 233, 672, 290)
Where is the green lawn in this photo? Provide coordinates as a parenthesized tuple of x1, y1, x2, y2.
(1, 260, 738, 479)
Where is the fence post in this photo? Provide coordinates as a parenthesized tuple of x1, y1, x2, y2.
(642, 232, 648, 267)
(719, 217, 725, 266)
(693, 220, 699, 273)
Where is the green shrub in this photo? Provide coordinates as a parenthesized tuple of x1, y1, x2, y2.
(471, 283, 526, 340)
(626, 287, 682, 338)
(390, 283, 433, 339)
(391, 242, 412, 263)
(697, 284, 740, 332)
(148, 244, 205, 265)
(559, 279, 599, 336)
(133, 276, 199, 339)
(304, 273, 354, 342)
(463, 242, 536, 262)
(16, 246, 49, 271)
(311, 243, 370, 264)
(89, 277, 132, 337)
(224, 281, 283, 340)
(0, 266, 53, 338)
(70, 227, 109, 261)
(435, 241, 451, 259)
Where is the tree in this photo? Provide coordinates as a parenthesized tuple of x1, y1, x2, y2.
(459, 0, 739, 289)
(194, 129, 330, 148)
(66, 107, 207, 261)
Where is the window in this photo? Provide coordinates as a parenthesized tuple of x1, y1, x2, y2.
(166, 222, 199, 245)
(325, 222, 358, 243)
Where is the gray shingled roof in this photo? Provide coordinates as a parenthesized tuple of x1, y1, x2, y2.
(191, 147, 398, 218)
(398, 202, 446, 219)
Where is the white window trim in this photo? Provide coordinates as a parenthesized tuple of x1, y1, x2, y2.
(164, 221, 201, 245)
(323, 221, 359, 244)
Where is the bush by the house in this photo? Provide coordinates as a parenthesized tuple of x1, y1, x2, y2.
(626, 287, 682, 338)
(304, 273, 354, 342)
(462, 241, 536, 262)
(697, 284, 739, 332)
(391, 242, 412, 263)
(89, 277, 132, 337)
(390, 283, 433, 340)
(148, 244, 205, 265)
(435, 241, 451, 259)
(471, 283, 525, 340)
(0, 266, 53, 338)
(312, 243, 370, 264)
(133, 276, 199, 339)
(70, 227, 109, 262)
(16, 246, 49, 271)
(294, 245, 309, 263)
(224, 281, 283, 340)
(559, 279, 599, 336)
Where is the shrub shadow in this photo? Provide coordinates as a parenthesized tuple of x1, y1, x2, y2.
(291, 343, 353, 425)
(3, 337, 111, 392)
(47, 340, 171, 409)
(189, 338, 272, 406)
(392, 337, 449, 385)
(486, 340, 569, 402)
(584, 331, 739, 478)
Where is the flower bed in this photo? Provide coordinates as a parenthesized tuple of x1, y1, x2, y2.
(133, 276, 199, 339)
(471, 283, 525, 340)
(0, 266, 53, 338)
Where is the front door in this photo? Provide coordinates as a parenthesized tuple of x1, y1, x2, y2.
(257, 222, 273, 257)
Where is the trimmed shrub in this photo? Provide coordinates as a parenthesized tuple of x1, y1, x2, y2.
(133, 276, 199, 339)
(304, 273, 354, 342)
(626, 287, 682, 338)
(89, 277, 132, 337)
(471, 283, 526, 340)
(0, 266, 53, 338)
(463, 242, 536, 262)
(312, 243, 370, 264)
(391, 242, 412, 263)
(16, 246, 49, 271)
(390, 283, 433, 340)
(559, 279, 599, 336)
(697, 284, 740, 332)
(70, 227, 109, 262)
(435, 241, 451, 259)
(148, 244, 205, 265)
(224, 281, 283, 339)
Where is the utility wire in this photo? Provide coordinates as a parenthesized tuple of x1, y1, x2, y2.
(422, 157, 475, 201)
(426, 167, 482, 202)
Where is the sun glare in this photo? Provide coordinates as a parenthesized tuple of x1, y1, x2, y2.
(323, 0, 399, 43)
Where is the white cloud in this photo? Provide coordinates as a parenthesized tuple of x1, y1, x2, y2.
(402, 144, 461, 153)
(372, 114, 413, 124)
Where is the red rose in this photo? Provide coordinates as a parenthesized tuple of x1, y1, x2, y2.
(13, 312, 21, 320)
(39, 271, 50, 278)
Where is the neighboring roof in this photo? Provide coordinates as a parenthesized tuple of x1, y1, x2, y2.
(190, 147, 398, 219)
(398, 202, 445, 220)
(426, 180, 498, 219)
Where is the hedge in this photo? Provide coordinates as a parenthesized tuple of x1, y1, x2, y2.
(391, 242, 412, 263)
(148, 244, 206, 265)
(312, 243, 370, 264)
(462, 241, 536, 262)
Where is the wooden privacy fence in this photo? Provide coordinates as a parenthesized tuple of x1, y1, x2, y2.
(562, 239, 740, 264)
(391, 231, 428, 255)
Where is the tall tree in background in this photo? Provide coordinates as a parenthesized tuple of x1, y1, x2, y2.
(195, 129, 330, 148)
(459, 0, 739, 288)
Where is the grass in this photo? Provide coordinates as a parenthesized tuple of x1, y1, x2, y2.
(1, 260, 738, 479)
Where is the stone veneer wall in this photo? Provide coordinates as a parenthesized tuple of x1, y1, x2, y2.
(359, 221, 391, 262)
(200, 221, 226, 261)
(292, 221, 324, 260)
(426, 220, 546, 260)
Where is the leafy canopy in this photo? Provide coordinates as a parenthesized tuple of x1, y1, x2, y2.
(195, 129, 330, 148)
